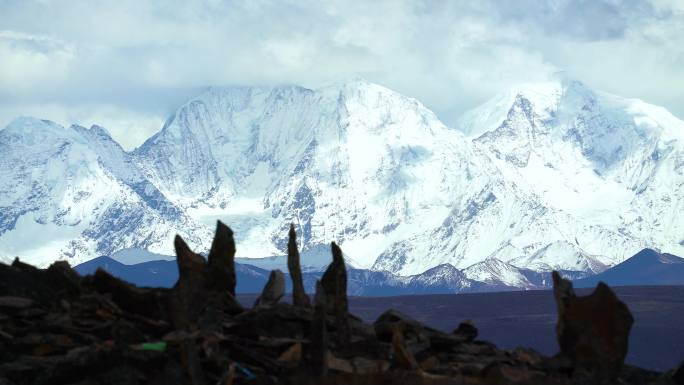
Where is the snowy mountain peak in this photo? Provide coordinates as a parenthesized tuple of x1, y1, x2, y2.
(2, 117, 82, 145)
(131, 79, 478, 268)
(318, 76, 383, 93)
(72, 124, 114, 139)
(459, 77, 683, 183)
(463, 258, 533, 288)
(460, 78, 683, 147)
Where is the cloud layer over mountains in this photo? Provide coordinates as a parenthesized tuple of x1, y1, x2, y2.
(1, 0, 683, 149)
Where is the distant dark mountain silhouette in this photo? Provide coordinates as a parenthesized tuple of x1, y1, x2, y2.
(75, 256, 271, 293)
(76, 248, 683, 294)
(74, 257, 506, 295)
(573, 249, 684, 288)
(75, 256, 177, 288)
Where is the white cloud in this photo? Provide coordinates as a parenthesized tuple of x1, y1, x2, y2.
(0, 31, 75, 92)
(650, 0, 684, 13)
(0, 0, 682, 149)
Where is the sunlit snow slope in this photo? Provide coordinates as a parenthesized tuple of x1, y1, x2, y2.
(0, 118, 210, 266)
(133, 81, 490, 269)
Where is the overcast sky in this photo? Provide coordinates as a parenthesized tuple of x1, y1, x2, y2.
(1, 0, 683, 149)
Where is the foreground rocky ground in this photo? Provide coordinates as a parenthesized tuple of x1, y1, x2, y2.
(339, 286, 684, 371)
(1, 222, 683, 385)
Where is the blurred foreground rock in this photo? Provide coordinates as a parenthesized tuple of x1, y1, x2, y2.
(0, 221, 681, 385)
(552, 271, 634, 382)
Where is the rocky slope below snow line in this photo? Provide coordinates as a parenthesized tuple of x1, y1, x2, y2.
(1, 79, 683, 283)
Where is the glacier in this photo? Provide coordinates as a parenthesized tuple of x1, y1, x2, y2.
(1, 78, 683, 288)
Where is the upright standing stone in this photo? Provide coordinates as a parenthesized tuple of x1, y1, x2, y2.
(170, 235, 208, 384)
(254, 270, 286, 307)
(309, 280, 328, 377)
(287, 224, 310, 307)
(552, 271, 633, 381)
(207, 221, 237, 296)
(320, 242, 350, 345)
(172, 235, 207, 329)
(320, 242, 348, 313)
(171, 230, 243, 331)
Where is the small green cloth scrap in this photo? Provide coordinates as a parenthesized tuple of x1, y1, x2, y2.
(131, 341, 167, 352)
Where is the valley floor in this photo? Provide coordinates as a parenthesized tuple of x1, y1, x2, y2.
(240, 285, 684, 371)
(350, 286, 684, 372)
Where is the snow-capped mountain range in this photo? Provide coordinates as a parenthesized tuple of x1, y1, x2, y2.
(1, 78, 683, 288)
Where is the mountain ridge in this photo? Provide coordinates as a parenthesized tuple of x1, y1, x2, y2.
(71, 247, 680, 294)
(2, 78, 683, 287)
(573, 248, 684, 288)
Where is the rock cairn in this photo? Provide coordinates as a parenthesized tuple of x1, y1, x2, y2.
(0, 222, 680, 384)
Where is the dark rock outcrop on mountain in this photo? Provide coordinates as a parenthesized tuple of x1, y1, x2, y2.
(1, 225, 682, 384)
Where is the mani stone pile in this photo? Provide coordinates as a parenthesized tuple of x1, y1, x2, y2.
(1, 222, 684, 385)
